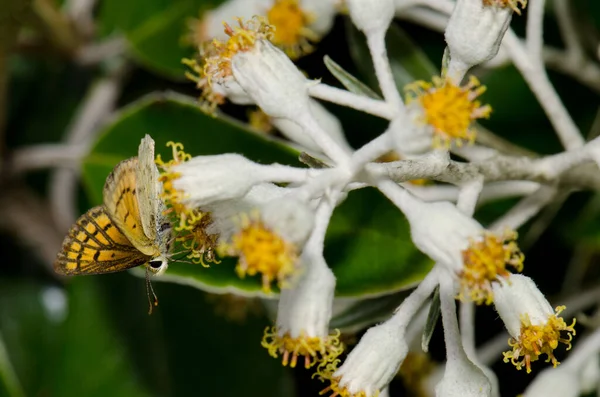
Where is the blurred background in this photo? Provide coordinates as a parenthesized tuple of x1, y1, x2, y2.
(2, 0, 600, 396)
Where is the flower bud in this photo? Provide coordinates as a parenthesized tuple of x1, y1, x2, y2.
(444, 0, 516, 80)
(346, 0, 395, 35)
(232, 39, 311, 119)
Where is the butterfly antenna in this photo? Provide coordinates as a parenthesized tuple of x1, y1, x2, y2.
(145, 267, 159, 315)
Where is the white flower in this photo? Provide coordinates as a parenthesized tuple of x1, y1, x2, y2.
(346, 0, 395, 35)
(390, 111, 435, 158)
(232, 39, 312, 119)
(492, 275, 576, 373)
(271, 99, 352, 153)
(403, 199, 483, 272)
(200, 0, 268, 42)
(204, 183, 290, 242)
(444, 0, 516, 80)
(579, 354, 600, 394)
(302, 0, 338, 37)
(522, 366, 581, 397)
(435, 356, 492, 397)
(262, 252, 343, 369)
(261, 197, 315, 246)
(276, 253, 335, 337)
(332, 319, 409, 396)
(211, 76, 254, 105)
(171, 154, 309, 208)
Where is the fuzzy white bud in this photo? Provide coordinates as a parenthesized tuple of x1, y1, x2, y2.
(212, 76, 254, 105)
(346, 0, 395, 35)
(435, 356, 492, 397)
(492, 274, 554, 339)
(335, 320, 408, 396)
(404, 200, 483, 272)
(277, 253, 335, 337)
(232, 40, 311, 119)
(445, 0, 513, 80)
(172, 154, 307, 208)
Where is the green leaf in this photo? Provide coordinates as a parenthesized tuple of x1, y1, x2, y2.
(330, 291, 411, 332)
(323, 55, 381, 99)
(96, 273, 295, 397)
(421, 286, 440, 352)
(0, 279, 148, 397)
(97, 0, 225, 79)
(0, 332, 25, 397)
(81, 92, 431, 299)
(326, 188, 433, 297)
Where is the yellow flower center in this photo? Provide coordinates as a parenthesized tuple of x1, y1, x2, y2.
(157, 142, 219, 265)
(483, 0, 527, 15)
(404, 76, 492, 148)
(262, 327, 344, 369)
(205, 16, 274, 83)
(398, 352, 435, 397)
(221, 214, 298, 292)
(266, 0, 317, 59)
(503, 306, 576, 373)
(459, 230, 524, 305)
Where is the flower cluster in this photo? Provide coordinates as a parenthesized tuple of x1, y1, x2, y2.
(147, 0, 600, 394)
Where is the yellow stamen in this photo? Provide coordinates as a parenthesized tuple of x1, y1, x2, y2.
(220, 213, 299, 292)
(459, 230, 524, 305)
(404, 76, 491, 148)
(157, 142, 219, 265)
(482, 0, 527, 15)
(183, 17, 274, 113)
(503, 306, 576, 373)
(262, 327, 344, 369)
(267, 0, 318, 59)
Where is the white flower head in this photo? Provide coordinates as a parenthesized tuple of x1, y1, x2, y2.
(404, 200, 483, 272)
(390, 110, 434, 158)
(271, 99, 352, 153)
(170, 154, 284, 208)
(346, 0, 395, 35)
(579, 353, 600, 394)
(523, 366, 581, 397)
(492, 275, 576, 373)
(205, 182, 289, 243)
(216, 195, 316, 292)
(200, 0, 268, 42)
(263, 253, 343, 369)
(444, 0, 525, 80)
(302, 0, 338, 37)
(211, 76, 254, 105)
(323, 319, 409, 397)
(435, 355, 492, 397)
(232, 39, 312, 119)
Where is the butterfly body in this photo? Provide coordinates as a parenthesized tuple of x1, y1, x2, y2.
(55, 135, 172, 276)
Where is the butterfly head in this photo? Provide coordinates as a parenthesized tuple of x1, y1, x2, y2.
(147, 256, 169, 276)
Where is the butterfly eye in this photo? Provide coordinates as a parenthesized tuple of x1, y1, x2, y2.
(148, 260, 163, 269)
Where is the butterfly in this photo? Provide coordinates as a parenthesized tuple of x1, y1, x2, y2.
(54, 135, 173, 312)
